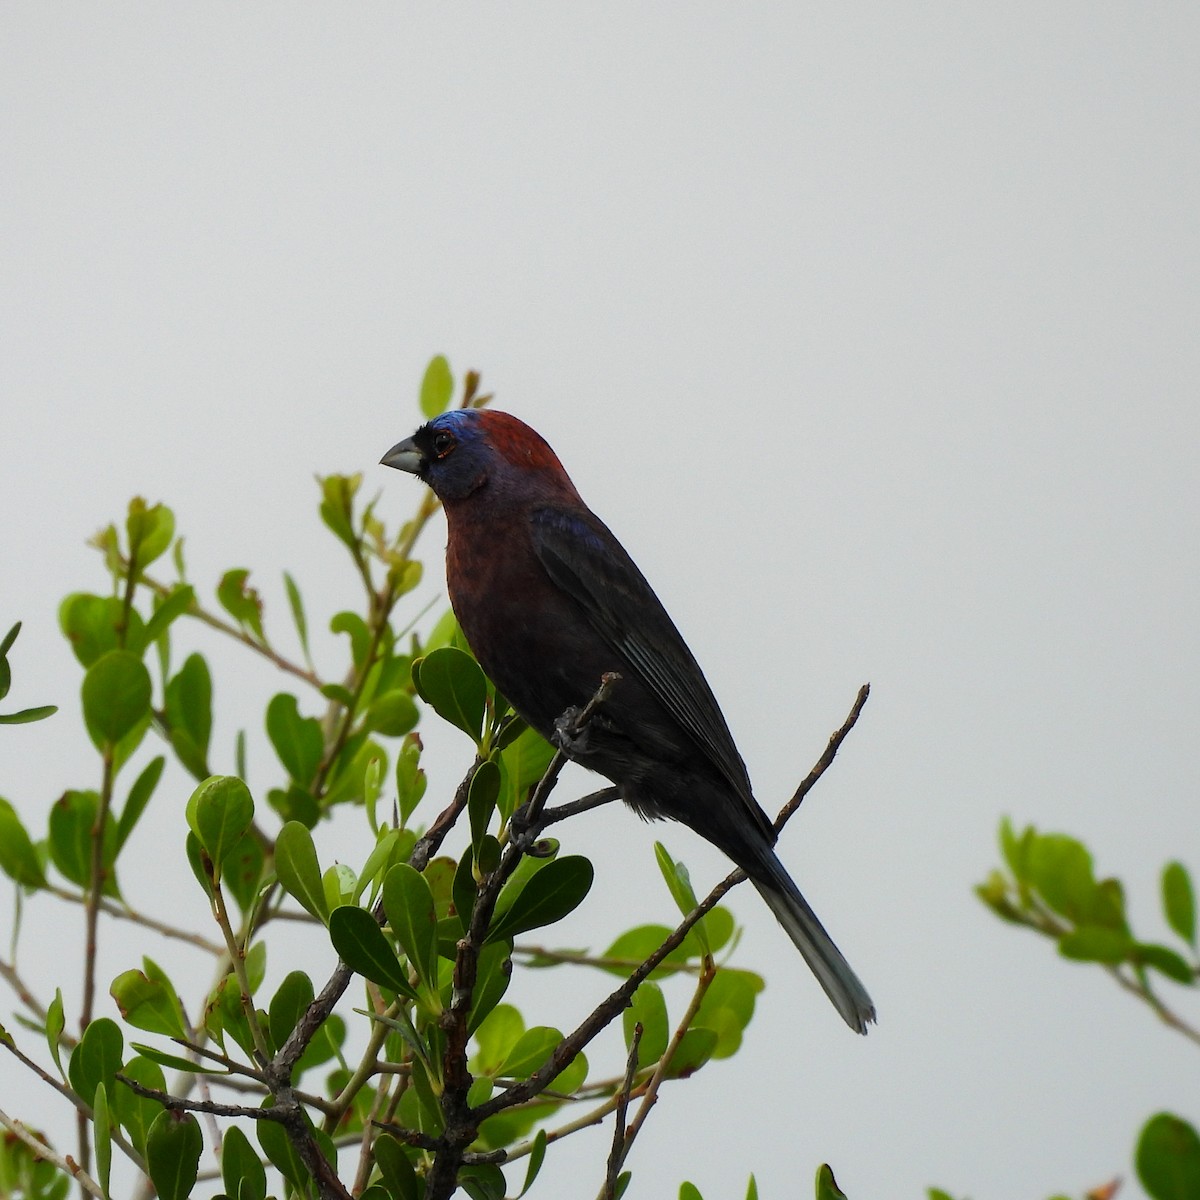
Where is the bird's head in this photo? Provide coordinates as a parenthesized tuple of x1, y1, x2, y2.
(381, 409, 581, 505)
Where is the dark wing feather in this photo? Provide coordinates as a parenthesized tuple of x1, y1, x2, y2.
(530, 506, 754, 804)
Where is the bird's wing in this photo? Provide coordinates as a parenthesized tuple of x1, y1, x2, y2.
(530, 506, 755, 804)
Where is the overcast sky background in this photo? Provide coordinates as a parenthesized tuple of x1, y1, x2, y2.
(3, 6, 1199, 1199)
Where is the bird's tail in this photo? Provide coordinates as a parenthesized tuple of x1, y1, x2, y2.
(750, 866, 876, 1035)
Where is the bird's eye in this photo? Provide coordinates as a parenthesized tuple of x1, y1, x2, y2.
(431, 431, 456, 459)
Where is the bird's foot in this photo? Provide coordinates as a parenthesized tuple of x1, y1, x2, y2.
(552, 707, 590, 754)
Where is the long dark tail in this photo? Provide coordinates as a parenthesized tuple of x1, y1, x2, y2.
(750, 857, 875, 1034)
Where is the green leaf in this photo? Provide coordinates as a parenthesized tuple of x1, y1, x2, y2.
(498, 1025, 565, 1080)
(0, 704, 58, 725)
(266, 693, 324, 787)
(217, 568, 265, 641)
(134, 584, 195, 654)
(1058, 926, 1134, 964)
(45, 988, 66, 1077)
(93, 1082, 112, 1199)
(129, 1042, 212, 1074)
(110, 968, 187, 1038)
(223, 830, 266, 914)
(663, 1027, 718, 1077)
(1026, 831, 1097, 921)
(283, 571, 311, 665)
(165, 653, 212, 778)
(692, 967, 764, 1058)
(1163, 862, 1196, 947)
(327, 905, 419, 1001)
(59, 594, 139, 668)
(1137, 1112, 1200, 1200)
(126, 498, 175, 571)
(383, 864, 440, 988)
(365, 689, 420, 737)
(49, 790, 118, 893)
(396, 735, 427, 825)
(473, 1003, 525, 1075)
(624, 982, 669, 1068)
(600, 924, 700, 978)
(268, 971, 315, 1050)
(0, 795, 47, 888)
(680, 1185, 704, 1200)
(469, 760, 501, 855)
(412, 647, 488, 743)
(420, 355, 454, 418)
(221, 1125, 267, 1200)
(459, 1162, 507, 1200)
(1135, 943, 1195, 984)
(374, 1134, 420, 1200)
(274, 820, 330, 923)
(82, 650, 151, 749)
(517, 1128, 547, 1198)
(186, 776, 255, 872)
(67, 1018, 124, 1107)
(146, 1110, 202, 1200)
(116, 756, 165, 852)
(111, 1056, 166, 1158)
(654, 842, 708, 953)
(319, 474, 362, 552)
(467, 942, 514, 1035)
(487, 856, 594, 943)
(815, 1164, 849, 1200)
(498, 724, 557, 822)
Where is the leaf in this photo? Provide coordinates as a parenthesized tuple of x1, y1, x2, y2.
(396, 735, 427, 825)
(67, 1017, 124, 1106)
(680, 1185, 704, 1200)
(364, 688, 420, 737)
(266, 693, 324, 787)
(1135, 943, 1195, 984)
(129, 1042, 212, 1074)
(165, 653, 212, 778)
(125, 498, 175, 571)
(116, 756, 165, 852)
(59, 594, 137, 668)
(319, 474, 362, 552)
(498, 724, 557, 821)
(517, 1128, 547, 1198)
(662, 1027, 718, 1078)
(468, 942, 513, 1035)
(374, 1134, 420, 1200)
(221, 1125, 267, 1200)
(134, 584, 195, 653)
(624, 982, 669, 1068)
(186, 776, 255, 873)
(412, 647, 488, 743)
(327, 905, 419, 1001)
(217, 568, 265, 642)
(499, 1025, 563, 1080)
(110, 968, 187, 1038)
(283, 571, 311, 665)
(111, 1056, 166, 1158)
(49, 790, 118, 893)
(469, 760, 501, 855)
(0, 795, 47, 888)
(93, 1082, 112, 1199)
(473, 1003, 525, 1075)
(487, 856, 594, 943)
(383, 864, 440, 988)
(223, 831, 266, 914)
(45, 988, 66, 1076)
(274, 820, 330, 923)
(1026, 832, 1097, 921)
(420, 355, 454, 418)
(1136, 1112, 1200, 1200)
(82, 650, 151, 749)
(268, 971, 315, 1050)
(815, 1164, 849, 1200)
(145, 1110, 202, 1200)
(692, 967, 764, 1057)
(0, 705, 57, 725)
(654, 842, 708, 953)
(1058, 927, 1134, 964)
(1163, 862, 1196, 947)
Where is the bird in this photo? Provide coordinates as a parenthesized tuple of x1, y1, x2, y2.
(381, 408, 875, 1033)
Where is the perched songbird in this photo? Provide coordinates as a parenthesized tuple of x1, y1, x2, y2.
(382, 409, 875, 1033)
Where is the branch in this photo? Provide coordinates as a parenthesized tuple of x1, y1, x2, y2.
(0, 1108, 104, 1200)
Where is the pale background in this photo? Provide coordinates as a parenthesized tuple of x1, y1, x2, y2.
(3, 5, 1199, 1198)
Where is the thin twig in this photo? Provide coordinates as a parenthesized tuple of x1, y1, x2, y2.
(0, 1108, 105, 1200)
(601, 1022, 643, 1199)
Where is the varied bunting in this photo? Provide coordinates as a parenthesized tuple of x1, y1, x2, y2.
(382, 409, 875, 1033)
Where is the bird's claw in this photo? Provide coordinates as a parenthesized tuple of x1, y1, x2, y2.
(552, 707, 589, 754)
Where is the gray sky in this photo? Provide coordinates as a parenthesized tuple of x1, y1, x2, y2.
(3, 6, 1199, 1198)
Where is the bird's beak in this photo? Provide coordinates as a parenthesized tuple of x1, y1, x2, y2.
(380, 435, 424, 475)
